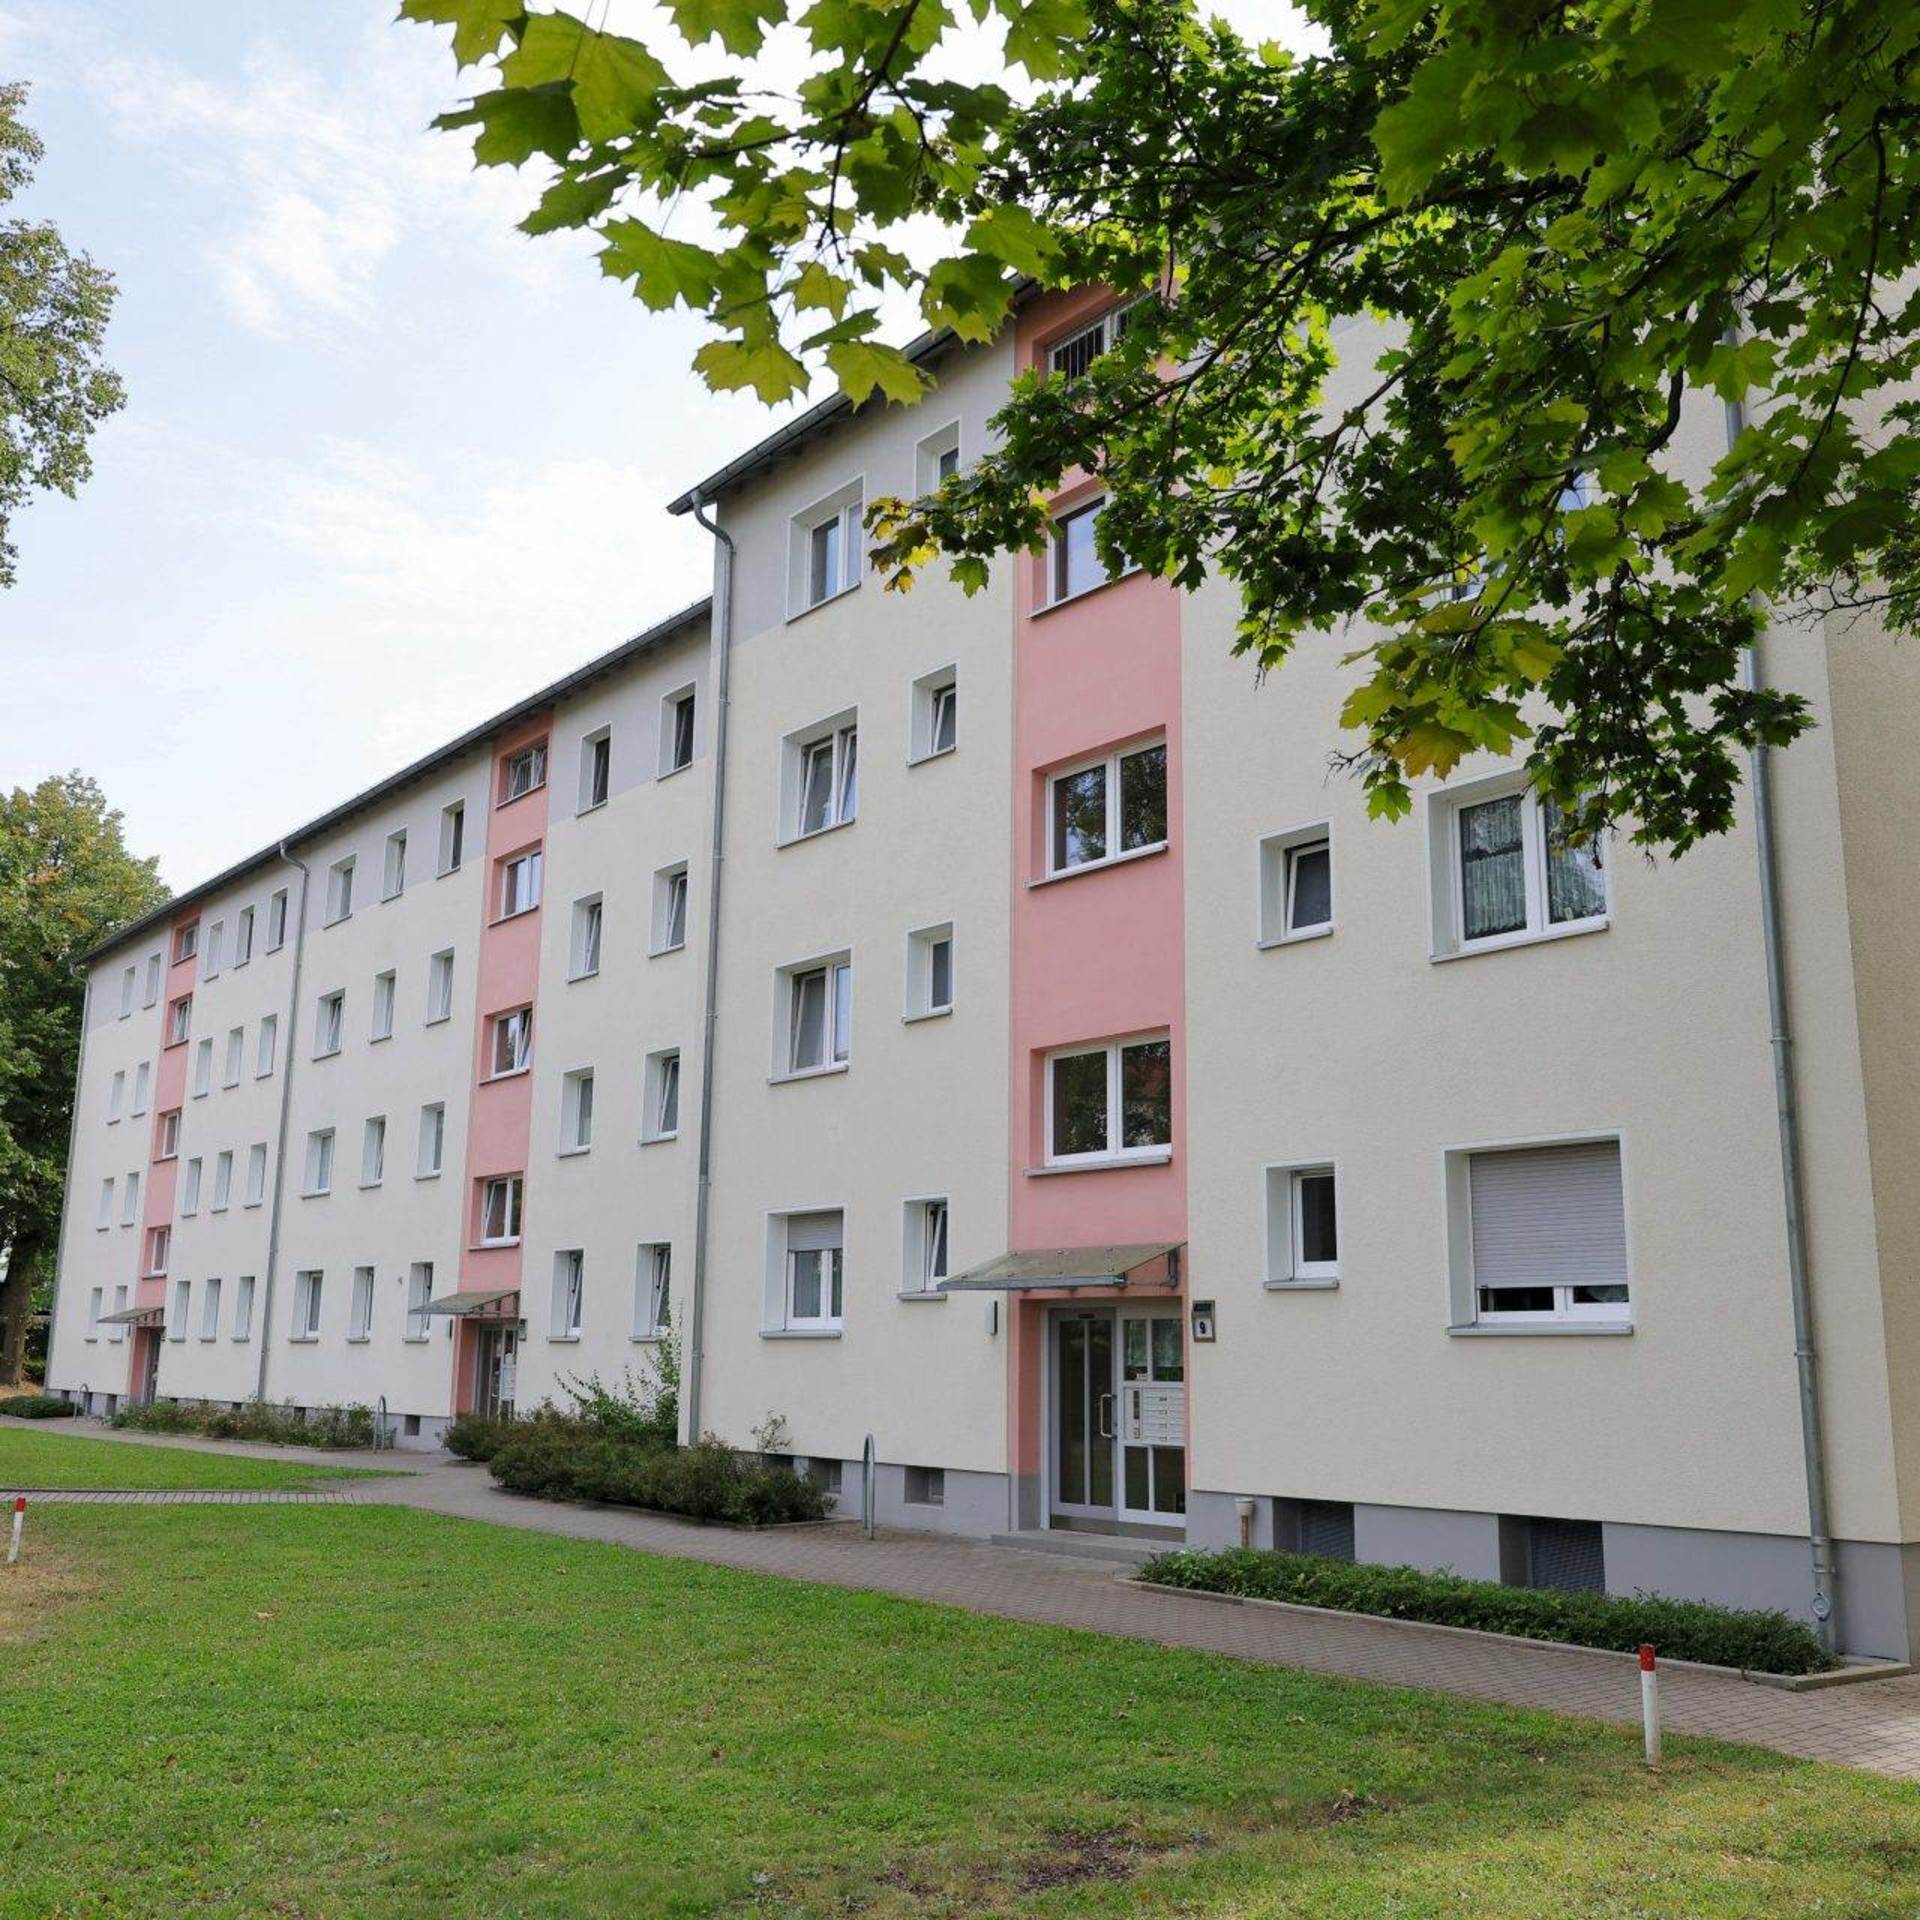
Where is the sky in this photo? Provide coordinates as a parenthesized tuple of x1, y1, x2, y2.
(0, 0, 1299, 892)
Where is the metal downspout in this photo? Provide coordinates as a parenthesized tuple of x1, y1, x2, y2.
(684, 489, 736, 1442)
(44, 972, 93, 1406)
(1723, 383, 1840, 1649)
(254, 844, 311, 1404)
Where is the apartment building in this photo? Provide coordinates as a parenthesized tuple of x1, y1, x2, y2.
(47, 288, 1920, 1659)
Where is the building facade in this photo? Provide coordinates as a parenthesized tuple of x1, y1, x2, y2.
(45, 292, 1920, 1659)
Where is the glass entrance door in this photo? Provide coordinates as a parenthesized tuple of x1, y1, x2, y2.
(1118, 1311, 1186, 1522)
(477, 1325, 518, 1419)
(1051, 1311, 1114, 1522)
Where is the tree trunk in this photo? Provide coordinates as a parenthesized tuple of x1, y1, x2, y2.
(0, 1228, 42, 1386)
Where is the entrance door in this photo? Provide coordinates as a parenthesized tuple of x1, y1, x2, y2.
(1117, 1311, 1186, 1522)
(1049, 1308, 1186, 1529)
(138, 1329, 161, 1406)
(476, 1324, 518, 1419)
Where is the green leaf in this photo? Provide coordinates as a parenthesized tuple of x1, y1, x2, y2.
(398, 0, 523, 68)
(519, 169, 623, 236)
(661, 0, 786, 58)
(692, 336, 808, 403)
(825, 339, 927, 405)
(598, 221, 720, 310)
(965, 204, 1062, 280)
(501, 13, 669, 143)
(434, 86, 580, 167)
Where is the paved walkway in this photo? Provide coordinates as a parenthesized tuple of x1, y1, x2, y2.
(17, 1487, 373, 1505)
(13, 1419, 1920, 1780)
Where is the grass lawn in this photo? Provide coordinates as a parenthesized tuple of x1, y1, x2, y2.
(0, 1423, 394, 1492)
(2, 1507, 1916, 1918)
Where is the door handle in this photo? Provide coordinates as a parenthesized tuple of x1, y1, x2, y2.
(1096, 1392, 1115, 1440)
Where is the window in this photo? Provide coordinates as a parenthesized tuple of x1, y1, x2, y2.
(204, 920, 224, 978)
(350, 1266, 375, 1340)
(652, 864, 689, 954)
(1048, 497, 1115, 603)
(142, 953, 162, 1007)
(1516, 1516, 1606, 1593)
(211, 1151, 232, 1211)
(905, 923, 953, 1019)
(325, 857, 355, 924)
(96, 1175, 114, 1228)
(417, 1103, 446, 1178)
(1283, 1499, 1356, 1561)
(1046, 1035, 1173, 1165)
(314, 990, 344, 1058)
(795, 485, 863, 610)
(121, 1170, 141, 1223)
(192, 1037, 212, 1097)
(904, 1197, 949, 1293)
(909, 666, 957, 763)
(635, 1244, 671, 1337)
(783, 959, 852, 1075)
(173, 922, 198, 964)
(118, 966, 135, 1017)
(381, 830, 407, 901)
(489, 1006, 533, 1078)
(147, 1225, 171, 1277)
(1048, 740, 1166, 875)
(569, 896, 603, 980)
(245, 1142, 267, 1207)
(560, 1069, 594, 1152)
(370, 970, 396, 1042)
(1048, 303, 1132, 378)
(502, 741, 548, 803)
(170, 1279, 189, 1339)
(479, 1175, 523, 1246)
(131, 1061, 151, 1115)
(293, 1269, 323, 1340)
(438, 801, 466, 875)
(1460, 1139, 1629, 1326)
(235, 906, 254, 966)
(266, 889, 288, 952)
(904, 1465, 945, 1506)
(915, 419, 960, 494)
(781, 1210, 844, 1330)
(579, 728, 611, 812)
(1440, 784, 1608, 953)
(233, 1275, 255, 1341)
(1258, 825, 1334, 945)
(256, 1014, 277, 1078)
(200, 1276, 222, 1341)
(790, 720, 858, 839)
(426, 949, 454, 1024)
(643, 1049, 680, 1142)
(87, 1286, 103, 1337)
(304, 1128, 335, 1197)
(181, 1157, 202, 1215)
(1265, 1163, 1339, 1285)
(361, 1115, 387, 1187)
(223, 1025, 244, 1087)
(406, 1262, 434, 1340)
(108, 1070, 126, 1122)
(661, 687, 696, 776)
(108, 1284, 129, 1343)
(498, 847, 543, 918)
(166, 994, 192, 1047)
(155, 1108, 180, 1160)
(551, 1249, 584, 1338)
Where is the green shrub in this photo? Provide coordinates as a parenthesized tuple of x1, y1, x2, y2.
(1, 1393, 76, 1419)
(445, 1412, 519, 1461)
(1138, 1547, 1839, 1676)
(109, 1398, 376, 1450)
(487, 1425, 829, 1526)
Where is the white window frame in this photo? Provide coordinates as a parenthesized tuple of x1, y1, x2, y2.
(416, 1103, 446, 1179)
(223, 1025, 244, 1087)
(235, 906, 254, 967)
(204, 919, 224, 979)
(192, 1037, 212, 1097)
(908, 665, 957, 765)
(790, 480, 864, 615)
(147, 1224, 171, 1278)
(97, 1176, 114, 1229)
(256, 1015, 277, 1078)
(501, 741, 548, 805)
(1257, 822, 1335, 947)
(914, 419, 961, 494)
(578, 726, 611, 814)
(304, 1127, 335, 1197)
(292, 1269, 323, 1341)
(131, 1060, 151, 1115)
(660, 686, 697, 777)
(1042, 1032, 1174, 1168)
(361, 1115, 387, 1187)
(169, 1278, 189, 1340)
(166, 995, 192, 1047)
(489, 1005, 533, 1079)
(266, 890, 288, 952)
(244, 1142, 267, 1207)
(642, 1048, 681, 1143)
(370, 970, 396, 1042)
(1046, 495, 1114, 606)
(904, 922, 954, 1021)
(200, 1275, 222, 1341)
(551, 1249, 585, 1339)
(210, 1152, 231, 1212)
(118, 967, 135, 1018)
(569, 895, 603, 981)
(108, 1283, 129, 1343)
(325, 857, 355, 925)
(1428, 776, 1611, 960)
(233, 1275, 255, 1342)
(87, 1285, 103, 1337)
(438, 801, 466, 876)
(108, 1069, 125, 1122)
(405, 1262, 434, 1341)
(478, 1175, 524, 1248)
(902, 1195, 950, 1295)
(782, 712, 860, 843)
(1264, 1160, 1340, 1287)
(498, 847, 543, 920)
(155, 1108, 180, 1160)
(769, 1209, 845, 1332)
(181, 1159, 202, 1215)
(1044, 737, 1168, 879)
(349, 1266, 375, 1341)
(1047, 301, 1135, 378)
(143, 953, 161, 1005)
(121, 1169, 141, 1223)
(777, 954, 853, 1079)
(173, 922, 198, 964)
(560, 1068, 595, 1153)
(651, 863, 689, 955)
(634, 1243, 672, 1339)
(426, 949, 455, 1025)
(314, 990, 344, 1059)
(382, 829, 408, 901)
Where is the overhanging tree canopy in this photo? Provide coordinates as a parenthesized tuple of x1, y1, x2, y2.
(401, 0, 1920, 851)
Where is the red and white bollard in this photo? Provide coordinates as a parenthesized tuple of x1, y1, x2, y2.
(6, 1494, 23, 1567)
(1638, 1643, 1661, 1768)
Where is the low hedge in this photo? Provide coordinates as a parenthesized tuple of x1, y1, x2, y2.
(1, 1393, 76, 1419)
(444, 1411, 521, 1462)
(488, 1425, 829, 1527)
(1138, 1547, 1839, 1676)
(109, 1398, 377, 1450)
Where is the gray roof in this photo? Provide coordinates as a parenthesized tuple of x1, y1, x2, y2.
(84, 596, 713, 966)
